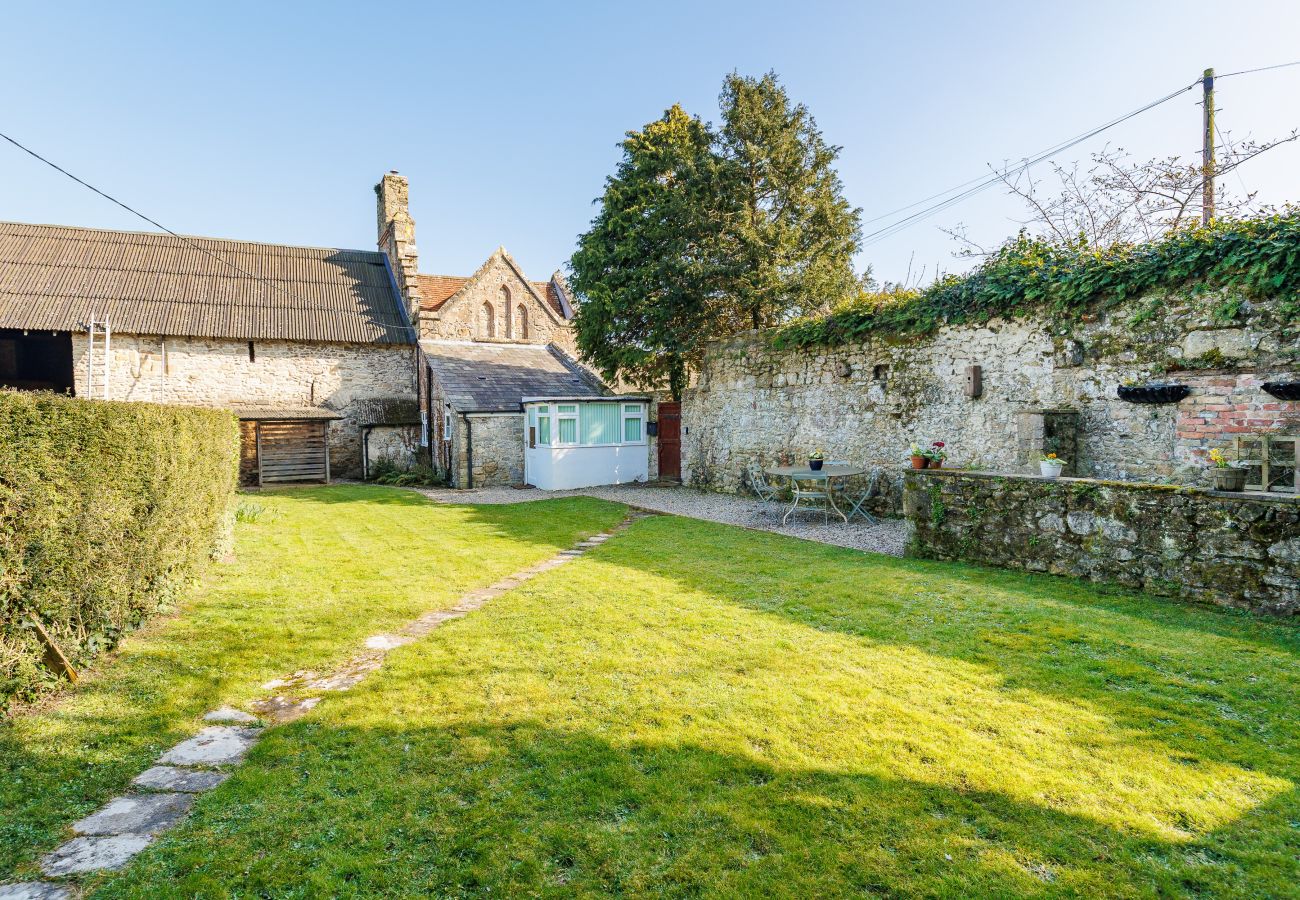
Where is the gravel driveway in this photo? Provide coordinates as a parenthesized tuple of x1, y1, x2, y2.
(414, 483, 907, 557)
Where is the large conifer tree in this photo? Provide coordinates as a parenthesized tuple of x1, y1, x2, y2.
(570, 73, 861, 398)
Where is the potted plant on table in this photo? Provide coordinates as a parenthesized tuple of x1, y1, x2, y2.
(1207, 447, 1247, 491)
(925, 441, 947, 469)
(808, 449, 826, 471)
(1039, 452, 1065, 479)
(908, 443, 928, 469)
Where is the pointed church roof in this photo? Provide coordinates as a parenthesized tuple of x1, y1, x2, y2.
(416, 248, 568, 318)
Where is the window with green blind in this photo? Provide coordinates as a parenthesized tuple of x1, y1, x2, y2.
(622, 403, 644, 443)
(536, 405, 551, 445)
(580, 403, 620, 445)
(556, 405, 578, 444)
(528, 401, 646, 447)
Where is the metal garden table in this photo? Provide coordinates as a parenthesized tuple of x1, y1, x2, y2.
(765, 464, 866, 525)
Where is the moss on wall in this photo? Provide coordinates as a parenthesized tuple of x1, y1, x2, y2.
(905, 470, 1300, 617)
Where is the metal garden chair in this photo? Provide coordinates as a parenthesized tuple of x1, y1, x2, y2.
(783, 472, 832, 525)
(838, 466, 884, 525)
(746, 461, 781, 519)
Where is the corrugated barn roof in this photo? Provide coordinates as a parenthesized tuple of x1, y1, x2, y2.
(0, 221, 415, 345)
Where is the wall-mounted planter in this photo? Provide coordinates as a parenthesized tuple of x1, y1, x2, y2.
(1117, 384, 1191, 404)
(1262, 381, 1300, 401)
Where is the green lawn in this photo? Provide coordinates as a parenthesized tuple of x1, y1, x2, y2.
(7, 490, 1300, 897)
(0, 485, 627, 882)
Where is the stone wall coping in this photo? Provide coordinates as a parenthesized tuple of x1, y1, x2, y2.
(910, 468, 1299, 505)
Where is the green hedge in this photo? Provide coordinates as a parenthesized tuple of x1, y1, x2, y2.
(0, 392, 239, 711)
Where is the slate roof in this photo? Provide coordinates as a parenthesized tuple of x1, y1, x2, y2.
(352, 396, 421, 426)
(416, 272, 566, 317)
(0, 221, 415, 345)
(232, 407, 343, 421)
(422, 341, 607, 413)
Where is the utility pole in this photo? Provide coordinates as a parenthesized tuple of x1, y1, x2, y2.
(1202, 67, 1215, 225)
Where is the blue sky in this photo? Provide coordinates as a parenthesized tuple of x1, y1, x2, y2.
(3, 1, 1299, 285)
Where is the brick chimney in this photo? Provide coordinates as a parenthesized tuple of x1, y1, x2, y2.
(375, 171, 423, 325)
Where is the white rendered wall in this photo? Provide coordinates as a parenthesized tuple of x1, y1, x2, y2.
(525, 444, 648, 490)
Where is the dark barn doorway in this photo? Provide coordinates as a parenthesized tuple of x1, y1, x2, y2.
(0, 330, 75, 393)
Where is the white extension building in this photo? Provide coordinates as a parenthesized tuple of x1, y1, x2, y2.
(523, 396, 650, 490)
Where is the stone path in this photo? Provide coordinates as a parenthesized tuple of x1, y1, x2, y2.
(3, 512, 648, 898)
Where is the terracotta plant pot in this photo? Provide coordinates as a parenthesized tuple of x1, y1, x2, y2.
(911, 455, 927, 469)
(809, 458, 824, 471)
(1213, 467, 1247, 491)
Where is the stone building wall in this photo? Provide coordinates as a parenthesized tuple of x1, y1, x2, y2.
(683, 289, 1299, 509)
(72, 332, 417, 477)
(417, 251, 576, 355)
(452, 413, 524, 488)
(903, 469, 1300, 617)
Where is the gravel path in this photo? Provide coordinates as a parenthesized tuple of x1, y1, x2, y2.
(414, 483, 907, 556)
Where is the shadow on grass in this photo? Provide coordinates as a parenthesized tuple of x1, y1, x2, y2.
(0, 485, 628, 881)
(581, 515, 1300, 778)
(91, 719, 1300, 898)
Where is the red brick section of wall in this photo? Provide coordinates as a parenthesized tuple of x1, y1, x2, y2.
(1176, 374, 1300, 464)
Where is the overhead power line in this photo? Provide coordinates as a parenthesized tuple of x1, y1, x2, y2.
(0, 129, 426, 337)
(859, 60, 1300, 249)
(1218, 60, 1300, 79)
(859, 80, 1202, 248)
(0, 129, 300, 301)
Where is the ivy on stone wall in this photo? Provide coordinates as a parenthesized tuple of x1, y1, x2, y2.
(772, 214, 1300, 349)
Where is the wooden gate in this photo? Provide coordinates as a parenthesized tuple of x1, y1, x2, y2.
(656, 401, 681, 481)
(255, 420, 331, 485)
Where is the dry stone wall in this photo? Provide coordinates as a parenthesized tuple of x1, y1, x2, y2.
(683, 289, 1299, 510)
(904, 469, 1300, 617)
(72, 333, 416, 477)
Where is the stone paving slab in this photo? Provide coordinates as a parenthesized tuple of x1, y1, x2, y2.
(158, 726, 261, 767)
(40, 834, 154, 876)
(133, 765, 230, 793)
(249, 695, 320, 723)
(73, 793, 193, 836)
(364, 634, 412, 651)
(202, 706, 258, 724)
(0, 883, 72, 899)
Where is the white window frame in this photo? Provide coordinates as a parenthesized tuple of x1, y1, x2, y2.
(442, 409, 452, 442)
(535, 405, 551, 446)
(555, 404, 579, 446)
(621, 402, 647, 446)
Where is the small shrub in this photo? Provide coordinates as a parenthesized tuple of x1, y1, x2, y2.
(369, 459, 447, 487)
(234, 500, 266, 523)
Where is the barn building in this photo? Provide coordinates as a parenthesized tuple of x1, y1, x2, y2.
(0, 173, 666, 488)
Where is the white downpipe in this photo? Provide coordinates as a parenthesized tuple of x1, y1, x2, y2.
(86, 323, 94, 398)
(102, 322, 111, 400)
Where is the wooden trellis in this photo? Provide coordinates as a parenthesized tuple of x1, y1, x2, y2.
(1234, 435, 1299, 494)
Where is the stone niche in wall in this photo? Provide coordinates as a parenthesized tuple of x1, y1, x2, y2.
(1016, 409, 1080, 475)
